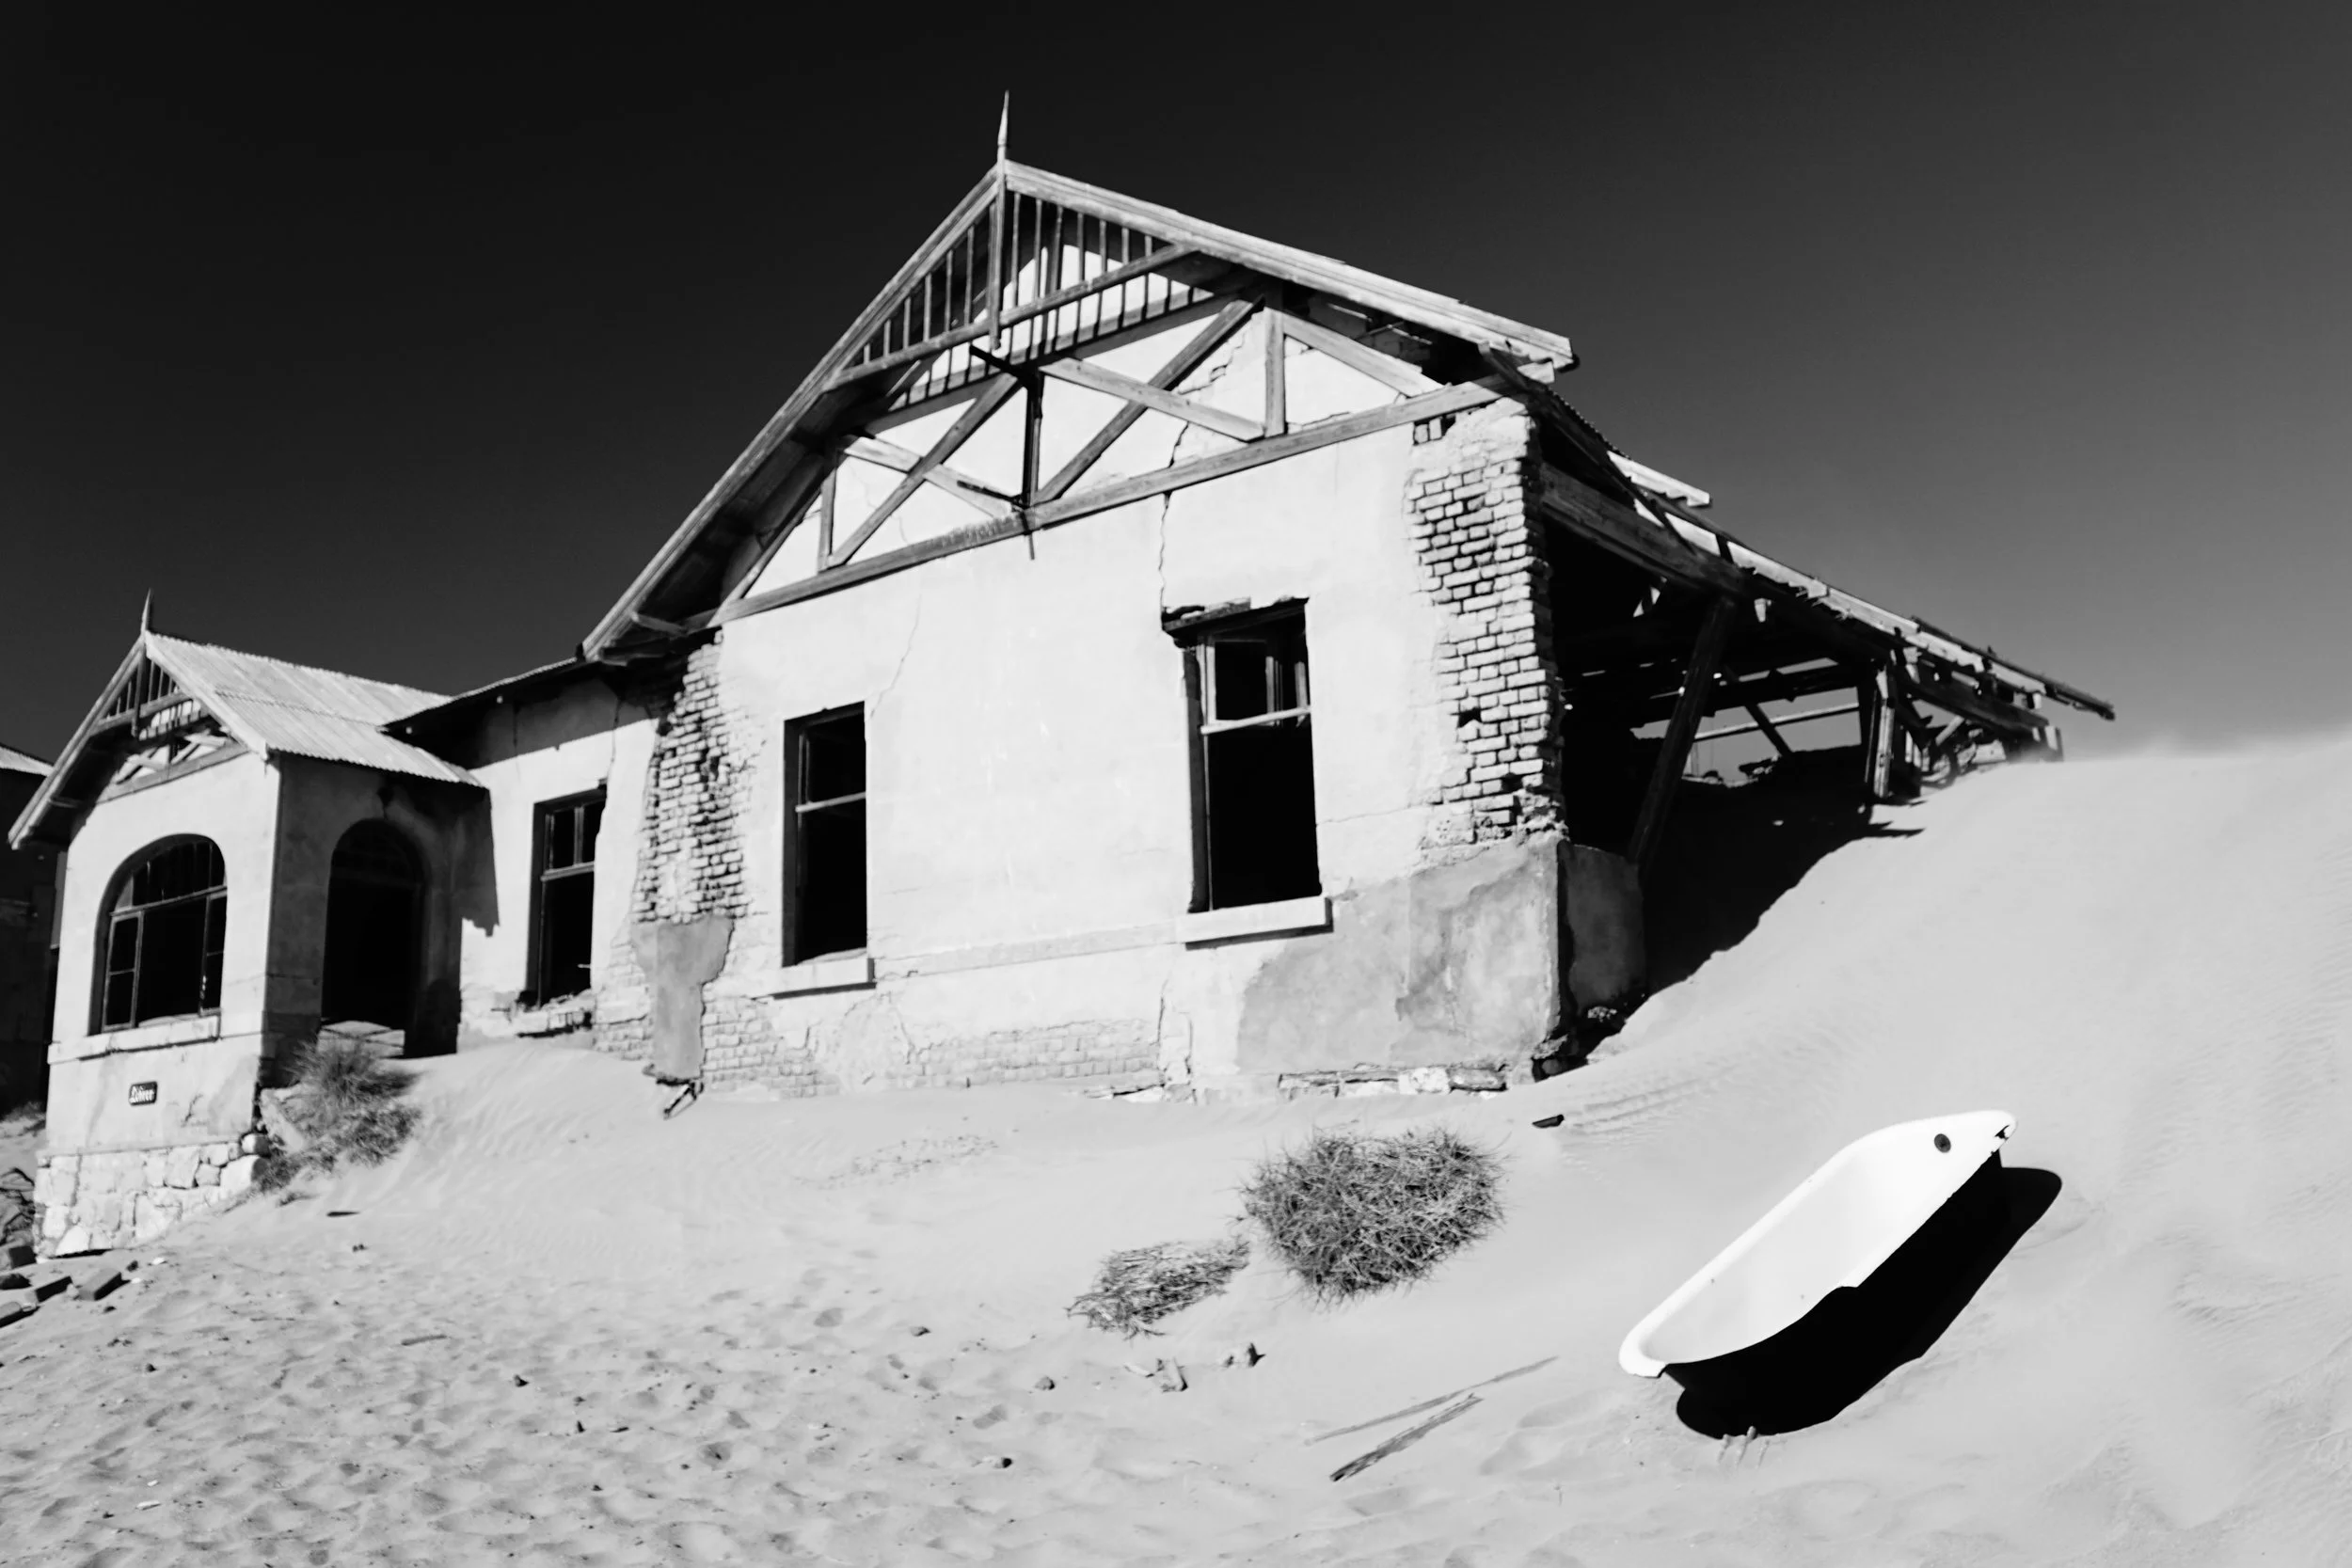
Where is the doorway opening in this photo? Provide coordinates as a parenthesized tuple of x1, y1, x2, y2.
(322, 820, 421, 1032)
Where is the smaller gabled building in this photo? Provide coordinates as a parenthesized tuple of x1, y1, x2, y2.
(12, 631, 481, 1252)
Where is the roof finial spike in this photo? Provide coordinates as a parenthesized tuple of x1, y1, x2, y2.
(139, 589, 153, 636)
(996, 91, 1009, 168)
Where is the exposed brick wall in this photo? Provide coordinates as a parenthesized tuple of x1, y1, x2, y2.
(1406, 403, 1562, 847)
(631, 642, 754, 926)
(591, 640, 756, 1066)
(697, 994, 827, 1094)
(694, 1008, 1157, 1096)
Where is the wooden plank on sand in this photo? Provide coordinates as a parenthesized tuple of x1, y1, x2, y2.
(1330, 1394, 1481, 1482)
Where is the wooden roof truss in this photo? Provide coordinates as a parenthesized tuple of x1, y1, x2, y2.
(571, 160, 2110, 807)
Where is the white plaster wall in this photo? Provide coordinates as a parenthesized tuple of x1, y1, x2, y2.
(712, 420, 1467, 1082)
(45, 751, 282, 1151)
(1157, 422, 1452, 884)
(453, 685, 659, 1015)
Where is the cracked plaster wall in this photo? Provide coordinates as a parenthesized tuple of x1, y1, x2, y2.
(585, 401, 1583, 1092)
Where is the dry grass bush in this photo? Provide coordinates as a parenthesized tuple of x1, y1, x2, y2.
(256, 1037, 421, 1194)
(1069, 1236, 1251, 1337)
(1239, 1126, 1503, 1301)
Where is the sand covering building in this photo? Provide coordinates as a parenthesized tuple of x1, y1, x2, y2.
(10, 162, 2110, 1253)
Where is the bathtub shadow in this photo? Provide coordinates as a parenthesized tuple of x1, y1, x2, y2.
(1669, 1161, 2062, 1437)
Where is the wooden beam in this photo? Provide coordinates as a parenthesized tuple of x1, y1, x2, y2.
(1269, 309, 1439, 395)
(1036, 297, 1258, 502)
(1862, 671, 1897, 800)
(1029, 378, 1502, 531)
(1603, 657, 1858, 727)
(1909, 672, 2048, 736)
(1627, 596, 1737, 872)
(845, 435, 1016, 510)
(1539, 466, 1746, 598)
(818, 245, 1206, 390)
(1742, 702, 1797, 755)
(871, 292, 1237, 432)
(712, 378, 1510, 628)
(582, 171, 1005, 658)
(828, 376, 1021, 568)
(816, 465, 836, 568)
(1038, 356, 1263, 443)
(1263, 312, 1286, 437)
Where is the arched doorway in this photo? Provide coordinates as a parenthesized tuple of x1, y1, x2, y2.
(321, 820, 421, 1032)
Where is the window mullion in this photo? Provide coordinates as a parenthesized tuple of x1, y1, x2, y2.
(128, 910, 146, 1024)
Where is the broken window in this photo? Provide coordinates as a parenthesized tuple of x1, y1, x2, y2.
(532, 793, 603, 1002)
(786, 707, 866, 961)
(1179, 606, 1320, 910)
(99, 837, 226, 1029)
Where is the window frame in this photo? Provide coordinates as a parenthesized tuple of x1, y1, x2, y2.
(526, 789, 605, 1005)
(94, 835, 228, 1033)
(782, 705, 868, 965)
(1170, 602, 1322, 913)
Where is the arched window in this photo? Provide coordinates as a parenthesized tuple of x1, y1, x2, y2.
(99, 838, 227, 1029)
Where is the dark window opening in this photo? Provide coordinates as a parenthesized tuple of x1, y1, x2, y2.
(787, 708, 866, 962)
(322, 820, 421, 1031)
(1183, 607, 1320, 910)
(99, 837, 227, 1029)
(532, 793, 603, 1002)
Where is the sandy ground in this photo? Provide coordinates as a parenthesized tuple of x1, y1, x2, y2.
(8, 739, 2352, 1565)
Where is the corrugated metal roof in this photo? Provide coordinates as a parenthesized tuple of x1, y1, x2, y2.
(145, 635, 478, 785)
(0, 742, 50, 777)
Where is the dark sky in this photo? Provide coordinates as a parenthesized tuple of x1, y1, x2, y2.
(5, 4, 2347, 761)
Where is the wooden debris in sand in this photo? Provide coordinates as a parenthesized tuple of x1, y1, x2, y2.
(1329, 1394, 1481, 1482)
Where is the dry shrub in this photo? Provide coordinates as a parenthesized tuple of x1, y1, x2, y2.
(256, 1037, 421, 1193)
(1240, 1126, 1502, 1301)
(1069, 1236, 1251, 1337)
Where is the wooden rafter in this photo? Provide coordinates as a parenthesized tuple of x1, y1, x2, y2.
(827, 376, 1023, 568)
(710, 377, 1505, 629)
(824, 245, 1205, 391)
(1268, 309, 1438, 396)
(846, 436, 1016, 511)
(1628, 596, 1738, 871)
(1263, 310, 1287, 436)
(1909, 672, 2046, 736)
(1037, 356, 1263, 443)
(1036, 298, 1258, 503)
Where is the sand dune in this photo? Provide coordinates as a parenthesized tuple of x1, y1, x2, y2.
(7, 741, 2352, 1564)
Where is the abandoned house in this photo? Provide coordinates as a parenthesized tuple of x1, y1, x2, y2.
(12, 161, 2112, 1253)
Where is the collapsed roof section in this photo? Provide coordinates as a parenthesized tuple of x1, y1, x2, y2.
(9, 633, 476, 850)
(564, 159, 2106, 772)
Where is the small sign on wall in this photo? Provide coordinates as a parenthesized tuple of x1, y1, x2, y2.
(128, 1082, 157, 1106)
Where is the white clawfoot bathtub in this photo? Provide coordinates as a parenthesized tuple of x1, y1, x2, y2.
(1619, 1110, 2015, 1378)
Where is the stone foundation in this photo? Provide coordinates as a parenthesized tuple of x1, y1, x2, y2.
(34, 1139, 259, 1257)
